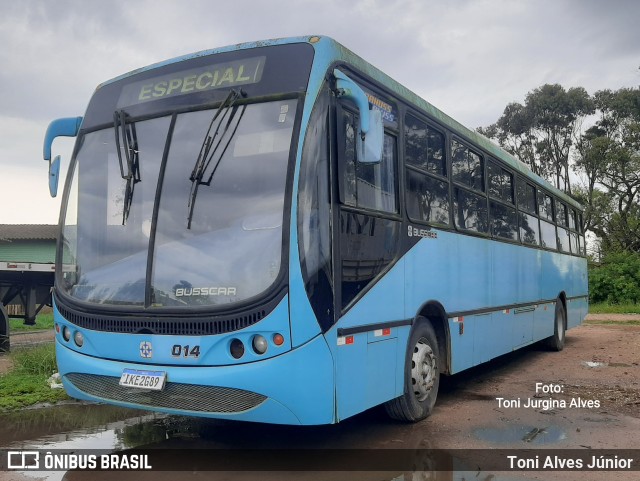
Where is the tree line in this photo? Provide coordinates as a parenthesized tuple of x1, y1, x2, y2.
(478, 83, 640, 255)
(478, 81, 640, 304)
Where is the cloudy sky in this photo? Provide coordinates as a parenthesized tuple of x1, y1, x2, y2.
(1, 0, 638, 225)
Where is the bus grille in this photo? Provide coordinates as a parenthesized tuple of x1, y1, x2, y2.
(65, 373, 267, 413)
(55, 301, 268, 336)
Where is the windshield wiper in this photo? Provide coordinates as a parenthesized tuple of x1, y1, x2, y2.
(187, 89, 246, 229)
(114, 110, 141, 225)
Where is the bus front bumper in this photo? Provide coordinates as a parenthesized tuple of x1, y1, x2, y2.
(56, 334, 335, 425)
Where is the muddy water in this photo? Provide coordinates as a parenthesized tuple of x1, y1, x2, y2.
(0, 403, 536, 481)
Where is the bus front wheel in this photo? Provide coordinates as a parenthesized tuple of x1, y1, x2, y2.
(385, 318, 440, 422)
(544, 300, 566, 352)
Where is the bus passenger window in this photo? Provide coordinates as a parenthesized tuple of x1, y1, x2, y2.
(540, 220, 557, 250)
(538, 192, 554, 222)
(517, 179, 537, 214)
(452, 140, 484, 192)
(490, 200, 517, 241)
(406, 170, 450, 225)
(453, 187, 488, 233)
(405, 115, 445, 176)
(557, 226, 570, 252)
(557, 202, 568, 226)
(488, 160, 514, 204)
(341, 110, 397, 214)
(519, 212, 540, 245)
(569, 209, 577, 230)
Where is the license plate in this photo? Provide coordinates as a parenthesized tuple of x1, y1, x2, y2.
(119, 368, 166, 391)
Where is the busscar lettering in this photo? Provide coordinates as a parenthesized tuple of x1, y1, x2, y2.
(175, 287, 238, 297)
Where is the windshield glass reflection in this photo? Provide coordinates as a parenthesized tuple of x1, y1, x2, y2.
(60, 99, 296, 308)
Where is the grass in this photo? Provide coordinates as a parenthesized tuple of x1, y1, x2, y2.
(9, 312, 55, 332)
(0, 344, 69, 411)
(584, 319, 640, 326)
(589, 302, 640, 314)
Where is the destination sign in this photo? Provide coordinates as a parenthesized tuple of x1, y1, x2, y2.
(117, 56, 266, 107)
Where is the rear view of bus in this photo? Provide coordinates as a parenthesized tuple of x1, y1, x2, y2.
(45, 39, 341, 425)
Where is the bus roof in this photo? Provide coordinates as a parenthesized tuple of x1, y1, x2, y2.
(97, 35, 583, 211)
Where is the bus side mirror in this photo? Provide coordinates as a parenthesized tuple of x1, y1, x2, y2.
(49, 155, 61, 198)
(333, 69, 383, 164)
(357, 109, 383, 164)
(43, 116, 82, 198)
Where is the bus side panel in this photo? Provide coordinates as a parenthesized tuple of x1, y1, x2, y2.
(404, 231, 492, 318)
(539, 251, 573, 301)
(533, 301, 556, 341)
(491, 240, 541, 308)
(328, 257, 407, 421)
(569, 255, 589, 329)
(567, 296, 588, 329)
(449, 316, 476, 372)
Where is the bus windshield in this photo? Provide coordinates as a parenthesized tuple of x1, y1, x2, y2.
(60, 98, 297, 308)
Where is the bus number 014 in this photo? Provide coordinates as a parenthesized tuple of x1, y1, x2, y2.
(171, 344, 201, 358)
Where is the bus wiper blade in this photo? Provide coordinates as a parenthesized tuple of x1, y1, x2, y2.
(187, 89, 246, 229)
(113, 110, 141, 225)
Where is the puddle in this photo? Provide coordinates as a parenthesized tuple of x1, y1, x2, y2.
(582, 361, 608, 367)
(581, 361, 633, 368)
(0, 404, 189, 481)
(473, 424, 566, 445)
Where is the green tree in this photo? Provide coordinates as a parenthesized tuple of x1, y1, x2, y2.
(478, 84, 594, 194)
(589, 251, 640, 304)
(574, 88, 640, 254)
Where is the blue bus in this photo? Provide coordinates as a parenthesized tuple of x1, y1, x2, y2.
(43, 36, 588, 425)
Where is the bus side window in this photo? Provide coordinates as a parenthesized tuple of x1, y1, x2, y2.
(341, 110, 398, 214)
(516, 178, 540, 246)
(452, 139, 488, 233)
(404, 115, 449, 226)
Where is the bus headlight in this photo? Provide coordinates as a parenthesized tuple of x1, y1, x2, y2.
(74, 331, 84, 347)
(230, 339, 245, 359)
(252, 335, 268, 355)
(62, 326, 71, 342)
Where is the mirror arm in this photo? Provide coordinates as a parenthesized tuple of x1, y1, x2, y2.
(43, 116, 83, 161)
(333, 69, 370, 135)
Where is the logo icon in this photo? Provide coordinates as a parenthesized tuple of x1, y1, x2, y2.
(8, 451, 40, 469)
(139, 341, 153, 359)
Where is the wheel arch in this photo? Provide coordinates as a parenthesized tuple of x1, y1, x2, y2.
(415, 300, 451, 375)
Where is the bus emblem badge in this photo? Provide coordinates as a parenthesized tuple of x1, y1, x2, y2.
(139, 341, 153, 359)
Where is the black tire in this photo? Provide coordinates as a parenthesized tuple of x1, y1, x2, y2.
(385, 318, 440, 422)
(544, 300, 566, 351)
(0, 305, 9, 353)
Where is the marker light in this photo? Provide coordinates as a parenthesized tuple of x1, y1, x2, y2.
(230, 339, 245, 359)
(62, 326, 71, 342)
(252, 335, 268, 355)
(273, 333, 285, 346)
(55, 324, 60, 333)
(74, 331, 84, 347)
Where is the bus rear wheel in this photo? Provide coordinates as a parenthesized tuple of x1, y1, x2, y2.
(385, 318, 440, 422)
(544, 300, 566, 352)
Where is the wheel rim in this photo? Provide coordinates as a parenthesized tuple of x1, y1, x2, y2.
(411, 337, 437, 402)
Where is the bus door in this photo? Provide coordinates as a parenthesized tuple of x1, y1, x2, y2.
(330, 100, 404, 420)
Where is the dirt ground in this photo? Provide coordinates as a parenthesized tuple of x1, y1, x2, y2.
(1, 319, 639, 480)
